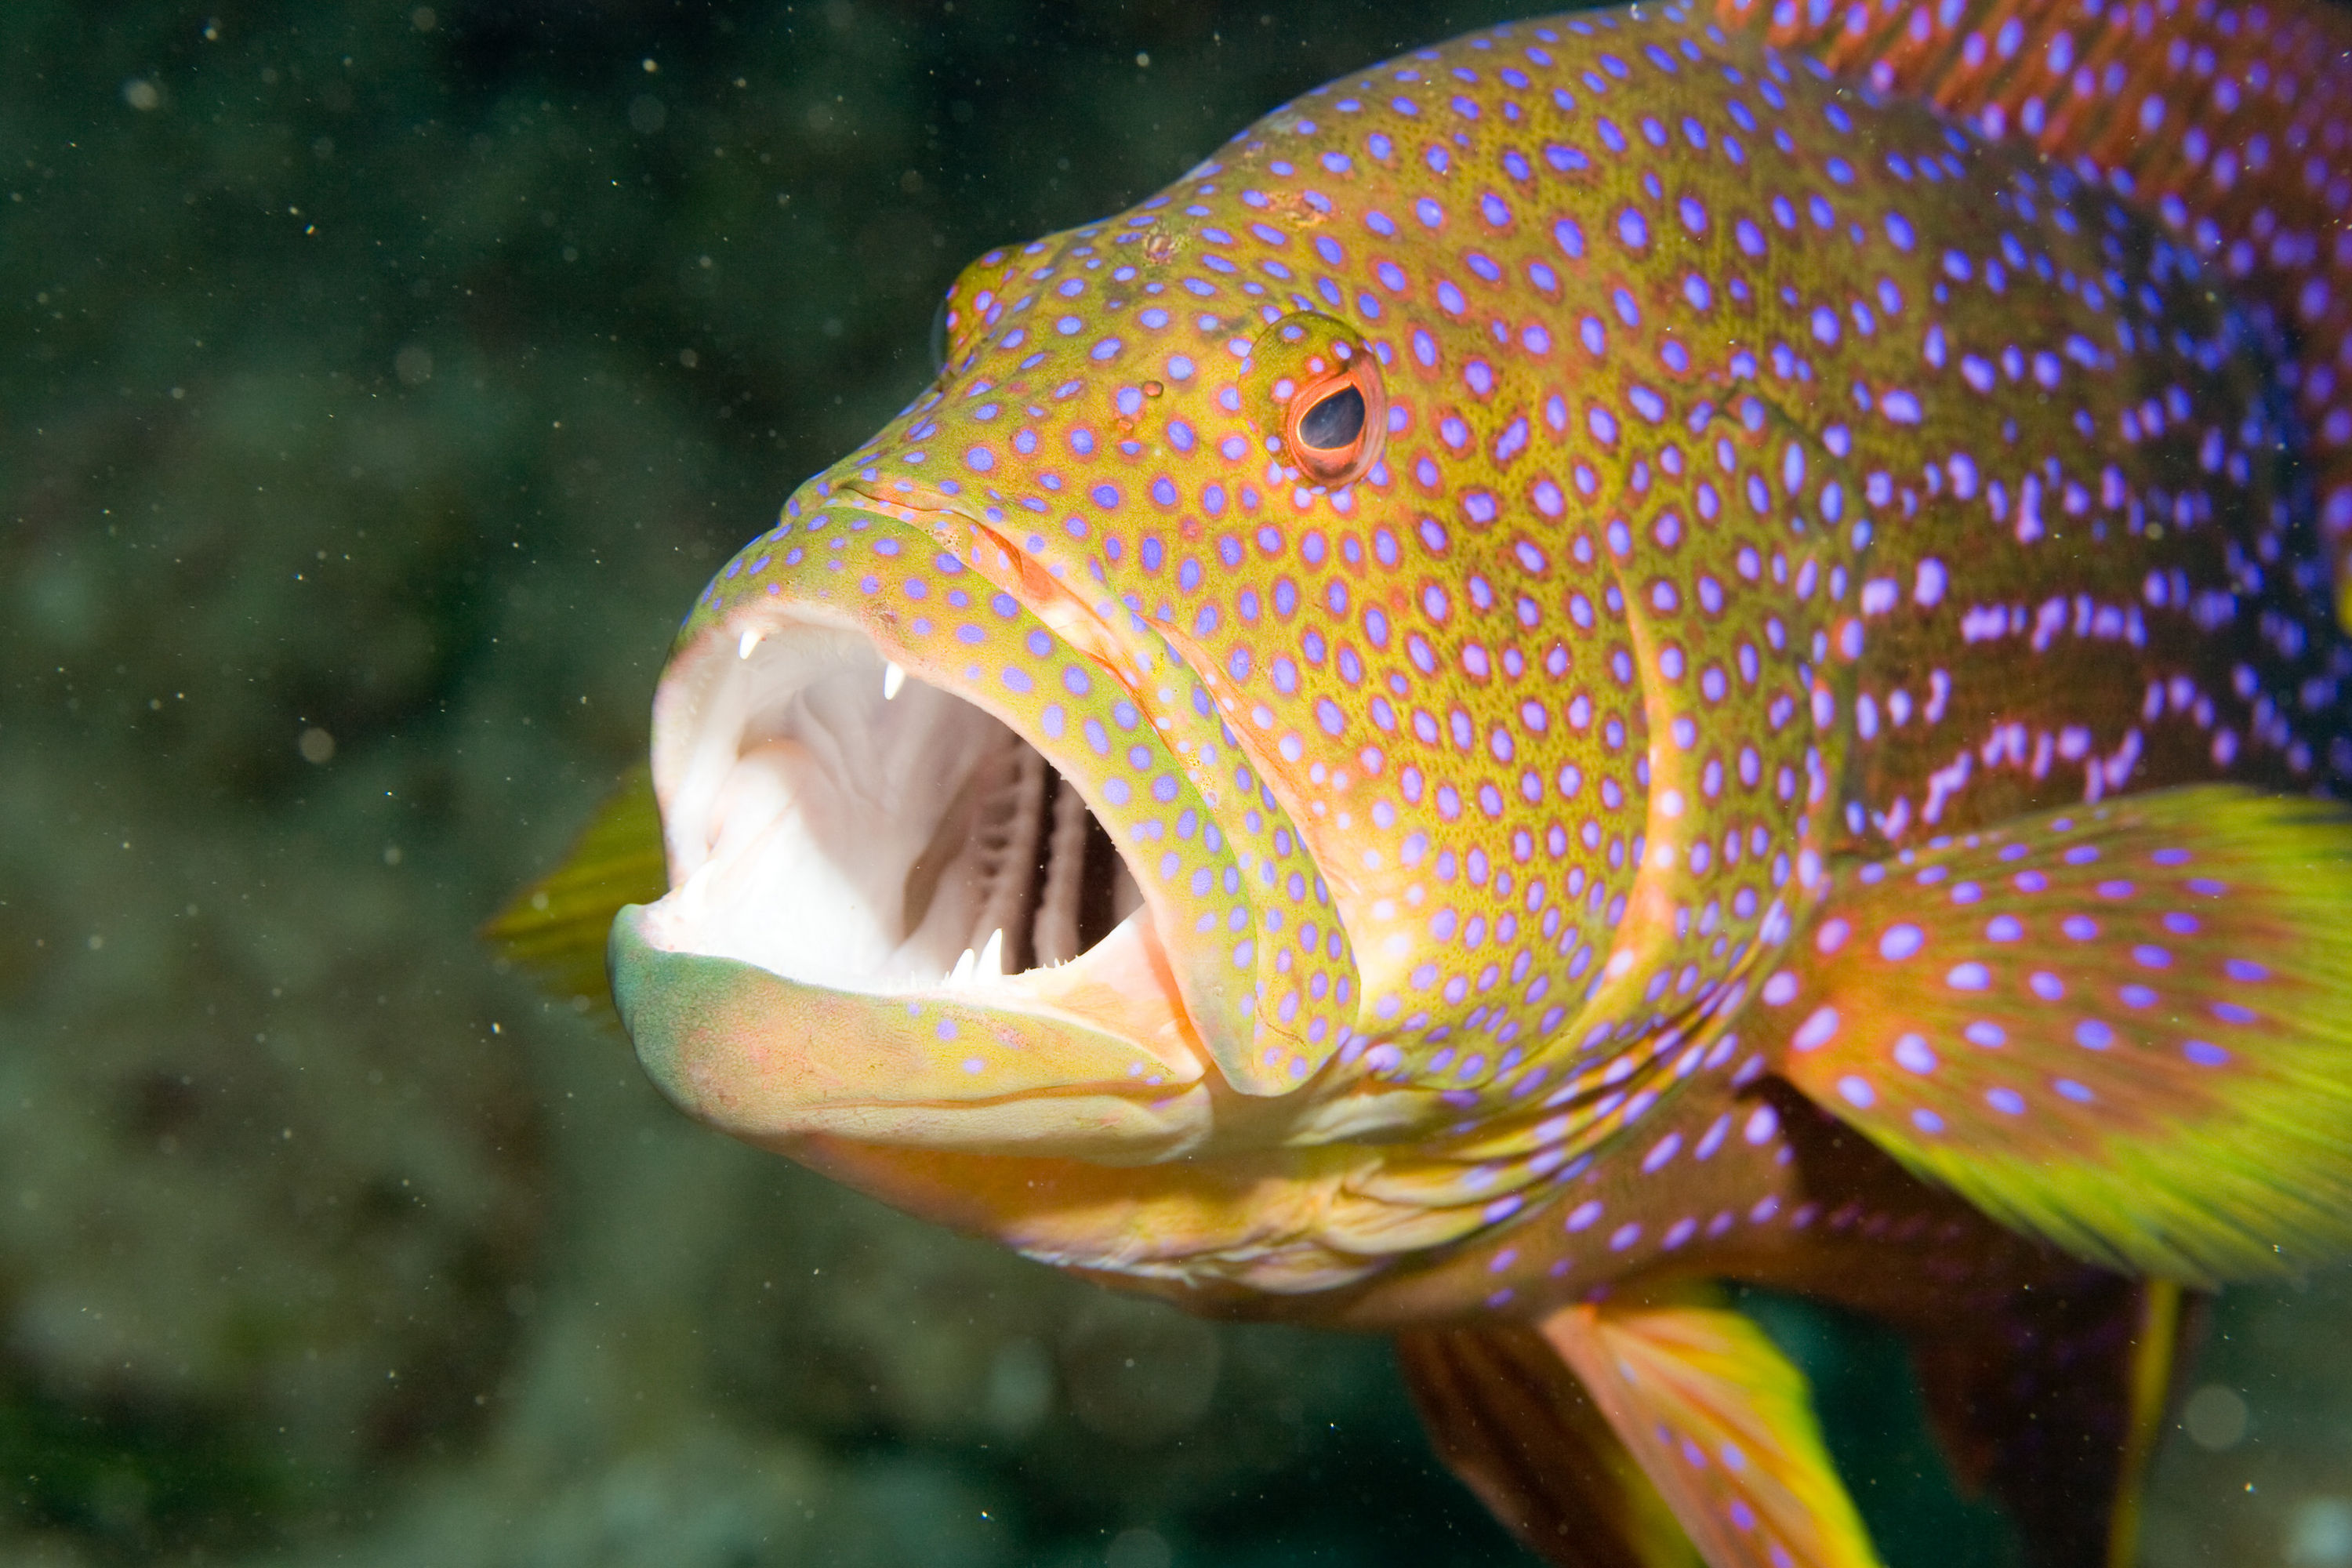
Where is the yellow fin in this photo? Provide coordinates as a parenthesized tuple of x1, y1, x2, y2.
(1762, 785, 2352, 1284)
(1398, 1324, 1701, 1568)
(2108, 1281, 2190, 1568)
(1540, 1290, 1885, 1568)
(481, 764, 666, 1018)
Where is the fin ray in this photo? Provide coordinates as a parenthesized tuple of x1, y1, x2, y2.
(1541, 1290, 1886, 1568)
(1398, 1325, 1700, 1568)
(1762, 785, 2352, 1283)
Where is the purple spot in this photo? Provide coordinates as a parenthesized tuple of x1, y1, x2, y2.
(2075, 1018, 2114, 1050)
(2061, 915, 2099, 941)
(1986, 915, 2024, 942)
(2029, 971, 2064, 1000)
(1912, 1107, 1947, 1134)
(1946, 961, 1991, 991)
(2132, 946, 2172, 970)
(1792, 1007, 1841, 1051)
(1986, 1086, 2027, 1115)
(1965, 1021, 2007, 1048)
(2224, 958, 2270, 982)
(1893, 1035, 1936, 1074)
(1836, 1075, 1876, 1108)
(2055, 1078, 2096, 1103)
(2183, 1040, 2230, 1066)
(1878, 923, 1924, 960)
(2213, 1000, 2259, 1025)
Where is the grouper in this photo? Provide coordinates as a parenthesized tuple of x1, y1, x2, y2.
(493, 0, 2352, 1560)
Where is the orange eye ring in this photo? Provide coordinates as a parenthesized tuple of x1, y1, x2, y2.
(1279, 353, 1387, 487)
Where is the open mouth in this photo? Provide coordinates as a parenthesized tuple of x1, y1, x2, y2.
(646, 615, 1149, 996)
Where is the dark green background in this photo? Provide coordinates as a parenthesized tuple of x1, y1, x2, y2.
(1, 2, 2339, 1564)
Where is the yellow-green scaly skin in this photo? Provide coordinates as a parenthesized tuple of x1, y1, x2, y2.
(619, 2, 2352, 1323)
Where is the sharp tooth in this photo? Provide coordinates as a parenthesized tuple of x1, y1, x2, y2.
(949, 946, 977, 984)
(978, 926, 1006, 976)
(738, 629, 764, 660)
(883, 660, 908, 702)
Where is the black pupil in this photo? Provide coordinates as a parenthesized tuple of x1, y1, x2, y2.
(1297, 383, 1366, 450)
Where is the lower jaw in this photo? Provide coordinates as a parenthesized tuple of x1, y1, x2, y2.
(612, 900, 1213, 1159)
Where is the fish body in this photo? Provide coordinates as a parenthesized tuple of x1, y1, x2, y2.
(506, 2, 2352, 1563)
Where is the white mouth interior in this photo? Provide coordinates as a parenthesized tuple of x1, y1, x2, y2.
(651, 619, 1145, 992)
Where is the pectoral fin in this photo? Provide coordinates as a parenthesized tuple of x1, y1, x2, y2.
(1759, 785, 2352, 1283)
(1539, 1289, 1886, 1568)
(1397, 1324, 1700, 1568)
(481, 764, 667, 1018)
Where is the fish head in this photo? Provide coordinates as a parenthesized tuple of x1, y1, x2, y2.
(624, 245, 1382, 1160)
(619, 71, 1789, 1273)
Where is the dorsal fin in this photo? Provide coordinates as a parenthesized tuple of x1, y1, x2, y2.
(1716, 0, 2352, 619)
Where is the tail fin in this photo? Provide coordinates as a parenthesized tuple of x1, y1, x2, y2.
(1719, 0, 2352, 615)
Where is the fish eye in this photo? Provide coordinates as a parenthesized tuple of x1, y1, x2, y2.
(1297, 384, 1366, 451)
(1279, 357, 1385, 486)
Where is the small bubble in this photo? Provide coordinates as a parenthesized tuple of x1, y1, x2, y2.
(122, 78, 161, 111)
(298, 726, 336, 764)
(628, 94, 666, 134)
(2182, 1384, 2247, 1450)
(679, 347, 699, 368)
(394, 345, 433, 385)
(1135, 51, 1152, 68)
(409, 5, 437, 31)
